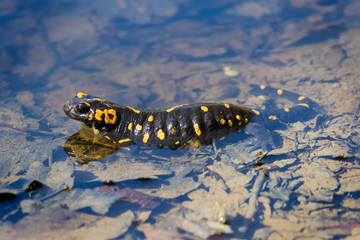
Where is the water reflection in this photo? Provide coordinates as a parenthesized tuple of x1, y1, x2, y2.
(64, 126, 125, 164)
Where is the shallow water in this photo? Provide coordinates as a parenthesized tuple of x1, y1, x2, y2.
(1, 0, 360, 239)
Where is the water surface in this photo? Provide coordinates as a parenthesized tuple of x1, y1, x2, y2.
(1, 0, 360, 239)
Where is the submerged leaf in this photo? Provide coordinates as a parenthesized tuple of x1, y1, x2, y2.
(181, 201, 233, 238)
(182, 218, 233, 239)
(0, 132, 61, 182)
(139, 223, 184, 240)
(303, 163, 339, 201)
(20, 199, 41, 214)
(1, 206, 134, 240)
(60, 210, 134, 240)
(25, 161, 48, 182)
(44, 161, 74, 189)
(64, 188, 120, 214)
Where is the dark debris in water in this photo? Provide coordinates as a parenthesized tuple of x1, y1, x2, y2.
(94, 184, 161, 209)
(0, 192, 17, 202)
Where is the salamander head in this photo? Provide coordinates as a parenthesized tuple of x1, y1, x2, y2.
(63, 92, 119, 128)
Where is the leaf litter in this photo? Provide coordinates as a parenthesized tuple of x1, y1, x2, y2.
(1, 207, 134, 240)
(1, 1, 360, 239)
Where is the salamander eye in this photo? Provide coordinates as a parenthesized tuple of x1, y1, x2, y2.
(75, 102, 90, 113)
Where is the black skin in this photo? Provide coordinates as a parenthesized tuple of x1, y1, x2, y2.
(63, 94, 255, 150)
(63, 86, 320, 151)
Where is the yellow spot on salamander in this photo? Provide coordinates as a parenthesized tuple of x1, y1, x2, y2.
(260, 85, 266, 90)
(268, 115, 277, 120)
(81, 102, 90, 106)
(136, 124, 142, 131)
(194, 123, 201, 136)
(297, 103, 310, 108)
(175, 141, 180, 145)
(238, 122, 242, 126)
(88, 114, 94, 121)
(166, 107, 176, 112)
(93, 126, 99, 134)
(166, 104, 188, 112)
(277, 89, 283, 95)
(106, 109, 117, 124)
(127, 106, 140, 114)
(118, 138, 131, 144)
(143, 133, 150, 143)
(157, 129, 165, 140)
(128, 122, 133, 131)
(224, 103, 230, 108)
(298, 96, 306, 101)
(95, 110, 102, 121)
(105, 136, 110, 140)
(220, 119, 226, 125)
(201, 106, 208, 112)
(252, 109, 260, 115)
(244, 118, 249, 123)
(95, 109, 117, 124)
(193, 140, 201, 148)
(77, 92, 87, 98)
(228, 120, 233, 126)
(236, 115, 241, 120)
(284, 108, 290, 112)
(148, 115, 153, 122)
(170, 127, 176, 135)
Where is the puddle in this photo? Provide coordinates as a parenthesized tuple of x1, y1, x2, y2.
(0, 0, 360, 239)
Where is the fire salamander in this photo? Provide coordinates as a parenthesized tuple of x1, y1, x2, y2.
(63, 85, 319, 151)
